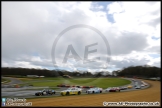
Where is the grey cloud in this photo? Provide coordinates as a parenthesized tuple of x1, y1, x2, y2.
(108, 32, 149, 56)
(145, 46, 161, 54)
(2, 2, 160, 72)
(147, 17, 160, 27)
(110, 58, 150, 69)
(151, 10, 160, 16)
(140, 16, 160, 28)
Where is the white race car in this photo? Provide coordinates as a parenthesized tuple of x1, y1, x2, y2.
(135, 85, 141, 89)
(141, 84, 145, 87)
(86, 87, 102, 94)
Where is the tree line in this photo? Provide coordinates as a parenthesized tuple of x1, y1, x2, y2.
(1, 65, 161, 78)
(113, 65, 160, 78)
(1, 67, 94, 77)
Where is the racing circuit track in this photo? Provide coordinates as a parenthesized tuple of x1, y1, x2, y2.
(2, 77, 160, 106)
(2, 78, 148, 98)
(27, 80, 161, 107)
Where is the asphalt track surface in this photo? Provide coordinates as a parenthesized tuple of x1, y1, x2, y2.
(1, 77, 149, 99)
(2, 77, 23, 85)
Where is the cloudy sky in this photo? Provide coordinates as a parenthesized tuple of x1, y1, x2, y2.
(2, 2, 160, 72)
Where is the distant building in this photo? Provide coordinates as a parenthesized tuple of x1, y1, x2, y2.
(150, 77, 160, 81)
(63, 75, 72, 78)
(27, 75, 39, 77)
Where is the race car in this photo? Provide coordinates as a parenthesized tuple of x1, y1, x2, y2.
(99, 88, 103, 92)
(75, 85, 81, 88)
(35, 89, 55, 96)
(141, 84, 145, 87)
(127, 85, 133, 89)
(105, 87, 112, 92)
(65, 85, 70, 87)
(57, 84, 66, 87)
(135, 85, 141, 89)
(144, 83, 148, 86)
(119, 86, 127, 90)
(82, 86, 91, 88)
(109, 87, 120, 92)
(86, 87, 102, 94)
(60, 87, 82, 96)
(141, 81, 148, 86)
(134, 82, 138, 87)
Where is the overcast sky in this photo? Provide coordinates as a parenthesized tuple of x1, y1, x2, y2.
(2, 2, 160, 72)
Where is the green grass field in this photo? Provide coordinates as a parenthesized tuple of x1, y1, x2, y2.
(17, 77, 131, 89)
(1, 78, 10, 83)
